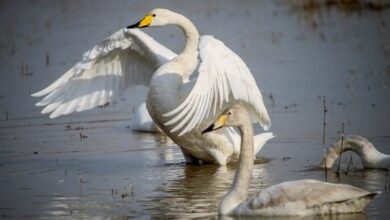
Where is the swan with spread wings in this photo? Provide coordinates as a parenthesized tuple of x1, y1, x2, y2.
(32, 8, 271, 165)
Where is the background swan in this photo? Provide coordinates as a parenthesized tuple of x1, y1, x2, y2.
(31, 8, 271, 165)
(131, 102, 163, 133)
(320, 135, 390, 170)
(203, 105, 378, 216)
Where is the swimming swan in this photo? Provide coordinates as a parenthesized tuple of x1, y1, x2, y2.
(203, 105, 378, 216)
(320, 135, 390, 170)
(31, 8, 271, 165)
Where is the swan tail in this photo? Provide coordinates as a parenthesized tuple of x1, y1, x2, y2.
(254, 132, 274, 155)
(317, 191, 380, 214)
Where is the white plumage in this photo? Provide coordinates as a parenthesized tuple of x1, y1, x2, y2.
(131, 102, 163, 133)
(164, 36, 270, 136)
(321, 135, 390, 170)
(32, 8, 271, 164)
(32, 29, 176, 118)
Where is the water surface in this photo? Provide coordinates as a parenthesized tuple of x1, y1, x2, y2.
(0, 0, 389, 219)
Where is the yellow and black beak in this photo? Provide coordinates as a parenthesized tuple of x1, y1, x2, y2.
(127, 14, 154, 29)
(202, 114, 228, 134)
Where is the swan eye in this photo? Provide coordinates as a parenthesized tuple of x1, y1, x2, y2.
(152, 14, 156, 17)
(228, 112, 232, 115)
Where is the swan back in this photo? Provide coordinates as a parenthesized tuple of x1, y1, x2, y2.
(234, 179, 378, 216)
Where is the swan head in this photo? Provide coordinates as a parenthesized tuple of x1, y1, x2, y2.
(127, 8, 177, 29)
(202, 105, 250, 134)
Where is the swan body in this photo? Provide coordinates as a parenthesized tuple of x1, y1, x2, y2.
(232, 179, 377, 216)
(204, 105, 378, 216)
(32, 9, 271, 165)
(320, 135, 390, 169)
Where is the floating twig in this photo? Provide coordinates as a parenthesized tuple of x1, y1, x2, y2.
(336, 123, 345, 175)
(79, 132, 88, 141)
(322, 96, 328, 180)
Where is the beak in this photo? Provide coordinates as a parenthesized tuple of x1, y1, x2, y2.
(127, 21, 141, 29)
(202, 123, 217, 134)
(202, 114, 228, 134)
(127, 14, 154, 29)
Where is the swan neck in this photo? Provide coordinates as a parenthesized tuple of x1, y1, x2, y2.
(219, 122, 254, 215)
(322, 136, 389, 168)
(177, 15, 199, 56)
(171, 13, 199, 77)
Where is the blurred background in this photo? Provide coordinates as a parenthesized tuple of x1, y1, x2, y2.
(0, 0, 389, 219)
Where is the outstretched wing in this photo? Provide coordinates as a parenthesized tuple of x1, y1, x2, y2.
(32, 29, 176, 118)
(164, 35, 271, 136)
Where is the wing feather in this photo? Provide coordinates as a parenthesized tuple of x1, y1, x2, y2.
(32, 29, 177, 118)
(164, 35, 271, 136)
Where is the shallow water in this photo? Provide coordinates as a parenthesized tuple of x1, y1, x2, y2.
(0, 0, 389, 219)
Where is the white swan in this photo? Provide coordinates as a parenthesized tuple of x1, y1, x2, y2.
(203, 105, 378, 216)
(31, 8, 271, 165)
(320, 135, 390, 170)
(131, 102, 163, 133)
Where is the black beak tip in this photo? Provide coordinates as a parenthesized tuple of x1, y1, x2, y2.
(127, 21, 140, 29)
(202, 124, 214, 135)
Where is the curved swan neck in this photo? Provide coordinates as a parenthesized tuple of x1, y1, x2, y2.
(170, 13, 199, 76)
(321, 135, 390, 169)
(219, 122, 254, 215)
(177, 15, 199, 56)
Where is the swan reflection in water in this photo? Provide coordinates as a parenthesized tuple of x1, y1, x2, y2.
(140, 160, 272, 218)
